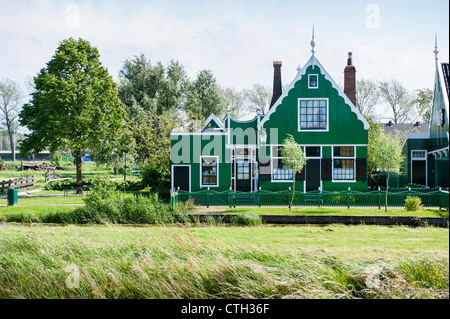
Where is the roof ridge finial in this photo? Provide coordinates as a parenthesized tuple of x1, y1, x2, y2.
(434, 32, 439, 62)
(311, 24, 316, 56)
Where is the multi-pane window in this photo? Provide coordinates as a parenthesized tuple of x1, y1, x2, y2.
(412, 151, 426, 159)
(333, 146, 355, 181)
(271, 146, 293, 181)
(299, 99, 327, 130)
(201, 157, 218, 186)
(305, 146, 321, 157)
(333, 146, 354, 157)
(237, 161, 250, 180)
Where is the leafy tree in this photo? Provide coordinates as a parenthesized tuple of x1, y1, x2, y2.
(378, 80, 413, 123)
(281, 134, 307, 211)
(93, 124, 134, 175)
(366, 117, 384, 173)
(19, 38, 128, 192)
(117, 54, 190, 186)
(410, 88, 433, 124)
(221, 86, 245, 119)
(134, 112, 184, 191)
(356, 79, 379, 120)
(0, 78, 23, 160)
(370, 129, 404, 212)
(118, 55, 189, 123)
(243, 83, 272, 115)
(185, 70, 225, 125)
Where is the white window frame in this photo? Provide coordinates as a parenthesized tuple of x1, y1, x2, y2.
(410, 149, 427, 186)
(298, 98, 329, 132)
(332, 146, 356, 182)
(270, 144, 295, 182)
(308, 74, 319, 89)
(231, 146, 257, 192)
(200, 155, 219, 188)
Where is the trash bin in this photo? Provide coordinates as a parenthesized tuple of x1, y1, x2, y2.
(7, 189, 18, 206)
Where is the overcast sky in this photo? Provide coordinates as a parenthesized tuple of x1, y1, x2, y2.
(1, 0, 449, 120)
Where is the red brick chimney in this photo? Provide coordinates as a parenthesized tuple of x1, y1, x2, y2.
(344, 52, 356, 106)
(270, 61, 282, 109)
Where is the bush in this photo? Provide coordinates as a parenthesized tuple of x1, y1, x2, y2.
(45, 177, 144, 192)
(405, 196, 422, 211)
(235, 211, 262, 226)
(71, 178, 182, 224)
(370, 173, 386, 188)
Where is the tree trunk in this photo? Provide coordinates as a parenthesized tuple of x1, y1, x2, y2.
(7, 126, 14, 162)
(385, 168, 390, 212)
(114, 165, 118, 175)
(74, 149, 83, 194)
(290, 174, 296, 212)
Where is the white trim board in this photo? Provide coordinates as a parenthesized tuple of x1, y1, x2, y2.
(203, 113, 225, 130)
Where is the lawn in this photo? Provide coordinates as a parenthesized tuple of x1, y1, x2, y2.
(0, 161, 123, 190)
(196, 206, 449, 218)
(0, 223, 448, 299)
(0, 195, 86, 207)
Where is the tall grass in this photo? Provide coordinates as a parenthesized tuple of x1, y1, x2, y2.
(0, 224, 447, 299)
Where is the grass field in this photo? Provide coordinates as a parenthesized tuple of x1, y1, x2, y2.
(0, 223, 448, 299)
(221, 207, 449, 218)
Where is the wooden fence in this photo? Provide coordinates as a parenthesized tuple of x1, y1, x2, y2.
(45, 170, 61, 182)
(0, 177, 34, 194)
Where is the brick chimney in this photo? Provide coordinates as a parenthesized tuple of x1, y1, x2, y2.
(270, 61, 282, 109)
(344, 52, 356, 106)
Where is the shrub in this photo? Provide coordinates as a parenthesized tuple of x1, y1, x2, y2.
(370, 173, 386, 188)
(175, 199, 196, 215)
(72, 178, 179, 224)
(235, 211, 262, 226)
(50, 153, 62, 167)
(405, 196, 422, 211)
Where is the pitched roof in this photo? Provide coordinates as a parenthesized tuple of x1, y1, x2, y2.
(259, 54, 370, 130)
(202, 113, 224, 132)
(442, 63, 449, 98)
(383, 121, 430, 135)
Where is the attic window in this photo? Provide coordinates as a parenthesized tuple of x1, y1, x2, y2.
(298, 99, 328, 131)
(308, 74, 318, 89)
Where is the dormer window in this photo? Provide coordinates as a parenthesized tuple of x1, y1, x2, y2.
(308, 74, 318, 89)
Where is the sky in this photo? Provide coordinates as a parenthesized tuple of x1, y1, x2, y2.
(0, 0, 449, 120)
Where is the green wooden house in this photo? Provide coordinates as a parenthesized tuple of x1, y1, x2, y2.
(400, 37, 449, 188)
(170, 38, 370, 193)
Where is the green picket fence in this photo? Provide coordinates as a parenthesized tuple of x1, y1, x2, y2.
(170, 187, 449, 211)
